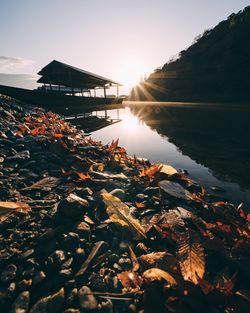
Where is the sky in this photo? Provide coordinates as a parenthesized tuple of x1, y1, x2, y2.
(0, 0, 249, 95)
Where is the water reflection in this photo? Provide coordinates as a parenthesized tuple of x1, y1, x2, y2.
(129, 103, 250, 188)
(90, 104, 250, 208)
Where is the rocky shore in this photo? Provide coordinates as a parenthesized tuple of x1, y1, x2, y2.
(0, 97, 249, 313)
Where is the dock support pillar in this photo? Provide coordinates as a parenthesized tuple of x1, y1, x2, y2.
(116, 84, 119, 98)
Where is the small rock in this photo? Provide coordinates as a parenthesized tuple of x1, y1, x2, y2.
(33, 271, 46, 285)
(17, 279, 32, 291)
(57, 194, 89, 220)
(46, 250, 66, 270)
(10, 291, 30, 313)
(118, 258, 131, 270)
(29, 288, 64, 313)
(144, 187, 159, 196)
(78, 286, 98, 311)
(66, 287, 78, 307)
(74, 187, 93, 197)
(18, 249, 34, 261)
(136, 193, 148, 201)
(59, 232, 80, 251)
(108, 254, 119, 264)
(1, 264, 17, 283)
(100, 299, 113, 313)
(110, 189, 125, 201)
(74, 221, 90, 238)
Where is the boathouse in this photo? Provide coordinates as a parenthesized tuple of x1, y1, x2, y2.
(37, 60, 121, 98)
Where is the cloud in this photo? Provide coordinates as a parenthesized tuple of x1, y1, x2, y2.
(0, 73, 39, 90)
(0, 56, 34, 73)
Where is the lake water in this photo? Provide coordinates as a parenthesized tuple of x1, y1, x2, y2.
(88, 102, 250, 209)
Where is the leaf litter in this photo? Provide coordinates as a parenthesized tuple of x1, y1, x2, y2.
(0, 98, 249, 313)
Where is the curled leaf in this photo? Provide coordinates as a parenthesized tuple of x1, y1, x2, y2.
(142, 268, 177, 286)
(101, 192, 146, 240)
(0, 201, 30, 221)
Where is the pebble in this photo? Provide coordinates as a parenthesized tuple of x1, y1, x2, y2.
(74, 221, 90, 238)
(78, 286, 98, 312)
(9, 291, 30, 313)
(110, 188, 126, 201)
(56, 194, 89, 220)
(1, 264, 17, 283)
(33, 271, 46, 285)
(45, 250, 66, 270)
(59, 232, 80, 251)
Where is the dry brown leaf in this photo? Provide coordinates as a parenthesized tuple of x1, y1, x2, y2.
(117, 271, 143, 291)
(139, 252, 179, 273)
(159, 164, 178, 176)
(159, 180, 193, 201)
(142, 268, 177, 286)
(25, 176, 60, 190)
(101, 192, 146, 240)
(128, 246, 140, 271)
(177, 230, 205, 285)
(0, 201, 30, 221)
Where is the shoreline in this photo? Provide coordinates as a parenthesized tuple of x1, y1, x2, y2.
(0, 97, 249, 313)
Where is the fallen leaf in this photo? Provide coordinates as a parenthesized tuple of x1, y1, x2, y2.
(159, 180, 193, 201)
(76, 172, 91, 180)
(128, 246, 140, 271)
(197, 277, 215, 295)
(117, 271, 143, 291)
(177, 230, 205, 284)
(159, 164, 178, 176)
(24, 177, 60, 190)
(139, 251, 179, 273)
(75, 241, 108, 279)
(101, 192, 146, 240)
(0, 201, 30, 221)
(135, 202, 146, 209)
(108, 139, 119, 152)
(142, 268, 177, 286)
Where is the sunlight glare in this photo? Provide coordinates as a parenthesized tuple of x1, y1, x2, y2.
(120, 61, 147, 89)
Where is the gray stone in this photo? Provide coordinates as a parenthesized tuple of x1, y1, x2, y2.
(57, 194, 89, 220)
(74, 221, 90, 238)
(110, 188, 125, 201)
(78, 286, 98, 311)
(1, 264, 17, 283)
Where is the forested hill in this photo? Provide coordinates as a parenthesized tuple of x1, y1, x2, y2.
(130, 6, 250, 102)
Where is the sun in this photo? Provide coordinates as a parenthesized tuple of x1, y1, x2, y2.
(120, 61, 147, 89)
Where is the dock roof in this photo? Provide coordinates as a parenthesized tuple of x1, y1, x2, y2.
(37, 60, 121, 89)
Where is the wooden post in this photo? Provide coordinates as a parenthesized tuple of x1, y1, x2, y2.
(104, 85, 107, 98)
(116, 84, 119, 98)
(94, 88, 96, 97)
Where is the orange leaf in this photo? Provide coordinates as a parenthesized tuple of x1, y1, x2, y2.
(108, 138, 119, 152)
(76, 172, 91, 180)
(117, 271, 143, 291)
(197, 277, 215, 295)
(135, 202, 146, 209)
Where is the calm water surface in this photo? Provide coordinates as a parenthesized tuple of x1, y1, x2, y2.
(90, 102, 250, 209)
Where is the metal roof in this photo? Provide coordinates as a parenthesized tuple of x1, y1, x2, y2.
(37, 60, 121, 89)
